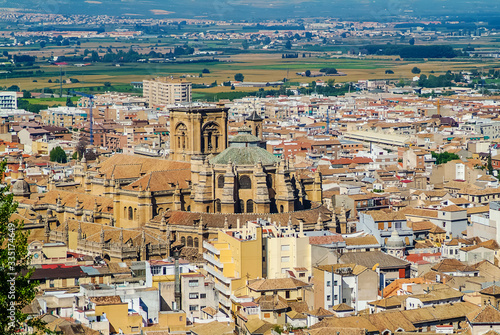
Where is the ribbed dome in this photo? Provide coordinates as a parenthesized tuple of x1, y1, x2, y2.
(386, 230, 404, 248)
(12, 177, 30, 197)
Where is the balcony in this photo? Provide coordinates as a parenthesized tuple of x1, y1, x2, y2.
(203, 253, 223, 269)
(215, 281, 231, 296)
(205, 264, 231, 284)
(203, 241, 220, 255)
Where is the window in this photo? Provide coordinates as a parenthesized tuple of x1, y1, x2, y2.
(334, 280, 338, 286)
(49, 280, 54, 288)
(246, 199, 254, 213)
(299, 273, 305, 277)
(281, 256, 290, 263)
(181, 236, 186, 245)
(128, 206, 133, 220)
(334, 294, 338, 300)
(239, 175, 251, 189)
(217, 175, 225, 188)
(189, 280, 199, 287)
(286, 291, 290, 299)
(264, 313, 271, 318)
(216, 199, 221, 213)
(187, 236, 193, 247)
(189, 305, 198, 311)
(327, 295, 331, 301)
(281, 245, 290, 251)
(327, 281, 331, 287)
(200, 293, 206, 299)
(189, 293, 199, 299)
(194, 237, 199, 248)
(342, 298, 347, 303)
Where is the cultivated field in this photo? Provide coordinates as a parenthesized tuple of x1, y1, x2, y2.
(2, 52, 499, 97)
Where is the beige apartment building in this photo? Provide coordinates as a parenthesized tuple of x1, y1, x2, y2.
(143, 78, 192, 106)
(39, 106, 88, 128)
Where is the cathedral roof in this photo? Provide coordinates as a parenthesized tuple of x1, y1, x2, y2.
(151, 202, 332, 228)
(95, 154, 190, 179)
(210, 146, 279, 166)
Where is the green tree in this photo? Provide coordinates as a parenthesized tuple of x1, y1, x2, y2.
(242, 39, 249, 50)
(431, 151, 460, 165)
(0, 160, 46, 333)
(411, 67, 421, 74)
(49, 146, 67, 163)
(22, 91, 31, 99)
(305, 70, 311, 77)
(234, 73, 244, 82)
(66, 97, 74, 107)
(409, 38, 415, 45)
(285, 40, 292, 50)
(488, 150, 494, 175)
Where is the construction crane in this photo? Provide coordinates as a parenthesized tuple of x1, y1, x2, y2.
(70, 91, 94, 145)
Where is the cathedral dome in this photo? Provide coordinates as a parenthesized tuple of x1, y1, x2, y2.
(209, 146, 279, 166)
(386, 229, 404, 248)
(209, 126, 279, 166)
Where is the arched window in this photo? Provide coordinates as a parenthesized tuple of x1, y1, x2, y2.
(175, 123, 188, 151)
(217, 175, 225, 188)
(134, 208, 137, 220)
(280, 205, 284, 213)
(238, 200, 244, 213)
(255, 125, 260, 138)
(181, 236, 186, 245)
(187, 236, 193, 247)
(246, 199, 254, 213)
(206, 206, 210, 213)
(202, 122, 220, 153)
(239, 175, 251, 189)
(194, 237, 199, 248)
(128, 207, 133, 220)
(216, 199, 221, 213)
(187, 205, 191, 212)
(124, 207, 127, 218)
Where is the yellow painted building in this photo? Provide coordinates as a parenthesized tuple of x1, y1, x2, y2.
(204, 222, 263, 315)
(92, 296, 143, 334)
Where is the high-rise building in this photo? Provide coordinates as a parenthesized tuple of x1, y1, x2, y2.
(142, 78, 192, 106)
(0, 91, 17, 109)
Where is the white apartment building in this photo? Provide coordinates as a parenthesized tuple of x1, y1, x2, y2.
(0, 91, 17, 109)
(143, 78, 192, 106)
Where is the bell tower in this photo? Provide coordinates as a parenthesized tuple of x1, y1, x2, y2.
(169, 106, 229, 162)
(246, 110, 263, 140)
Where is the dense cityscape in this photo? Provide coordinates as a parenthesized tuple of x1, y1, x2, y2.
(1, 4, 500, 335)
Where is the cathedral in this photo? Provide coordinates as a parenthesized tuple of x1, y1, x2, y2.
(15, 106, 333, 262)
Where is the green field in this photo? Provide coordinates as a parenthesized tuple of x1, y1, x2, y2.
(3, 50, 500, 99)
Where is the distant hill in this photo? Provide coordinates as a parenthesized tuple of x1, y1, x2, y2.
(3, 0, 500, 20)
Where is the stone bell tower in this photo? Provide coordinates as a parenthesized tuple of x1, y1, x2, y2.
(169, 106, 229, 162)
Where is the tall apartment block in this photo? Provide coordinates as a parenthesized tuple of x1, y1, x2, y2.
(142, 78, 192, 106)
(0, 92, 17, 109)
